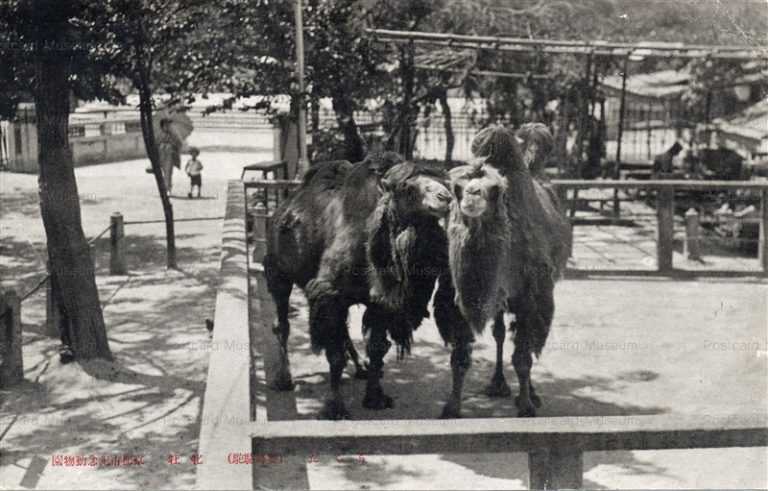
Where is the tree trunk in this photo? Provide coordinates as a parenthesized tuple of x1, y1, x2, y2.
(137, 77, 177, 269)
(437, 89, 454, 166)
(331, 93, 366, 163)
(34, 52, 112, 360)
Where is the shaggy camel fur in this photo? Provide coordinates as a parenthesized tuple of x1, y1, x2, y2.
(264, 154, 461, 419)
(441, 125, 570, 418)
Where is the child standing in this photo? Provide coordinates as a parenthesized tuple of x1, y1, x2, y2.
(185, 147, 203, 198)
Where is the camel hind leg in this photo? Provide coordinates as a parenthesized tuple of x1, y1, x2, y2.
(263, 254, 294, 391)
(345, 333, 369, 380)
(485, 312, 512, 398)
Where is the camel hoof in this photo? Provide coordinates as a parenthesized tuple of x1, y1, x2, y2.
(353, 363, 369, 380)
(269, 372, 295, 392)
(439, 402, 462, 419)
(531, 392, 542, 408)
(320, 399, 351, 420)
(515, 396, 537, 417)
(484, 376, 512, 398)
(362, 389, 394, 410)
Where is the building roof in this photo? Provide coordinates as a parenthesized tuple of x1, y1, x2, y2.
(601, 70, 691, 99)
(715, 98, 768, 143)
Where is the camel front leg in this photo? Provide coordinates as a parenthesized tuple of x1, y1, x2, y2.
(264, 255, 294, 391)
(362, 308, 394, 410)
(512, 330, 537, 417)
(485, 312, 512, 398)
(320, 341, 350, 420)
(440, 338, 473, 418)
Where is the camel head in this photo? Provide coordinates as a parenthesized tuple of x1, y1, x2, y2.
(366, 149, 404, 177)
(516, 123, 554, 174)
(449, 163, 507, 220)
(470, 124, 526, 176)
(366, 162, 451, 313)
(379, 162, 453, 219)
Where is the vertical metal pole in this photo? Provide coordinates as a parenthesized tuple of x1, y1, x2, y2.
(571, 52, 593, 219)
(613, 54, 630, 217)
(251, 203, 268, 264)
(646, 101, 653, 160)
(294, 0, 309, 177)
(704, 90, 713, 149)
(760, 189, 768, 273)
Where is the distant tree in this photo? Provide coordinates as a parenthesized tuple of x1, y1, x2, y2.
(213, 0, 389, 164)
(80, 0, 219, 269)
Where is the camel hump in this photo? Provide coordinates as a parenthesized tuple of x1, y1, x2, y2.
(302, 160, 354, 191)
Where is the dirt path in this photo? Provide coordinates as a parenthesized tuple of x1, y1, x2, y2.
(0, 152, 268, 490)
(252, 275, 767, 490)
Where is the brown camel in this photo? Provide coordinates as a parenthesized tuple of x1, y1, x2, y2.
(440, 125, 570, 418)
(263, 154, 459, 419)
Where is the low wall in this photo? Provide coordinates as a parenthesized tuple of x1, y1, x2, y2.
(72, 133, 146, 166)
(196, 180, 252, 490)
(4, 123, 147, 173)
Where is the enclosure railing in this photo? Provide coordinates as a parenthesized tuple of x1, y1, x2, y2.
(551, 179, 768, 276)
(244, 178, 768, 277)
(227, 178, 768, 490)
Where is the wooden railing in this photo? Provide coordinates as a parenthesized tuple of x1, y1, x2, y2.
(245, 178, 768, 276)
(551, 179, 768, 276)
(219, 177, 768, 490)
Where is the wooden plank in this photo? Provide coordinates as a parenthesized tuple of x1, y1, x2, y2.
(244, 179, 302, 190)
(196, 180, 252, 490)
(255, 178, 768, 192)
(564, 269, 765, 279)
(552, 179, 768, 190)
(250, 414, 768, 456)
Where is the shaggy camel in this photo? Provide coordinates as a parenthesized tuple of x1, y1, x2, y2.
(264, 154, 460, 419)
(440, 125, 570, 418)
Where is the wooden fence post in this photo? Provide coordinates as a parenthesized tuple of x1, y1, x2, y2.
(760, 190, 768, 274)
(684, 208, 702, 261)
(656, 185, 674, 273)
(45, 261, 61, 338)
(528, 448, 583, 489)
(1, 289, 24, 386)
(110, 212, 126, 275)
(252, 203, 268, 263)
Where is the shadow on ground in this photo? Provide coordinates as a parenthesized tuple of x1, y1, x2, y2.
(0, 228, 220, 489)
(250, 277, 671, 490)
